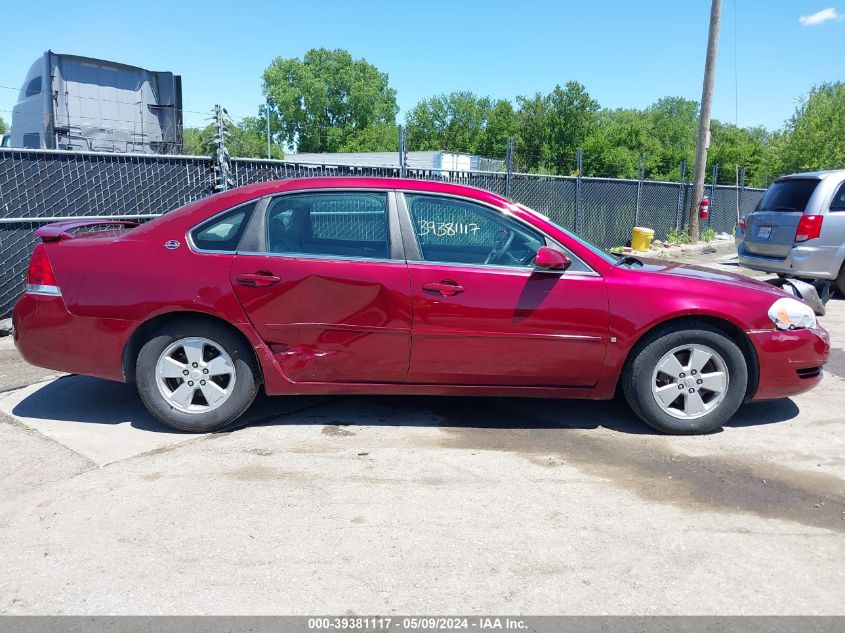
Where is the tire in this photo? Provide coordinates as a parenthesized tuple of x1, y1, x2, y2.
(836, 264, 845, 297)
(622, 322, 748, 435)
(135, 319, 259, 432)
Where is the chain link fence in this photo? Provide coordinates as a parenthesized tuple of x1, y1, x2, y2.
(0, 147, 765, 317)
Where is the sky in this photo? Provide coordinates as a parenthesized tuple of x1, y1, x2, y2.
(1, 0, 843, 133)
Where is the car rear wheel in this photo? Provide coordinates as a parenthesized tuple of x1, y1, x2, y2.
(136, 319, 259, 432)
(622, 323, 747, 435)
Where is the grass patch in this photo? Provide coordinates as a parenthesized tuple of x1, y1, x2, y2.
(666, 226, 692, 245)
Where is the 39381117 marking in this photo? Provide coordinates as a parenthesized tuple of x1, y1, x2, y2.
(418, 220, 481, 238)
(308, 617, 394, 630)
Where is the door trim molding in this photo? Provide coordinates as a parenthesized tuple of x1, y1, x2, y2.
(413, 328, 603, 342)
(266, 322, 409, 334)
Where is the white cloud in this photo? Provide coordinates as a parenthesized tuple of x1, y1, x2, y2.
(799, 7, 841, 26)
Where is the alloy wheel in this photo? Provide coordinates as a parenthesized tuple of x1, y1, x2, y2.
(650, 343, 729, 419)
(154, 337, 236, 414)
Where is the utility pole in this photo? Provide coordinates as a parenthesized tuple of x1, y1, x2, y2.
(688, 0, 722, 243)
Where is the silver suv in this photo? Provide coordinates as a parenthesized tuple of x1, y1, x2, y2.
(737, 170, 845, 294)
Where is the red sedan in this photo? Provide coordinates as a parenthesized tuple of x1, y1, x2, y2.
(12, 178, 830, 434)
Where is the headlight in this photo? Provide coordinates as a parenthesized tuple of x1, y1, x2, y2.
(768, 297, 817, 330)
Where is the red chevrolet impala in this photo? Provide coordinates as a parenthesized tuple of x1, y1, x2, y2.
(12, 178, 829, 434)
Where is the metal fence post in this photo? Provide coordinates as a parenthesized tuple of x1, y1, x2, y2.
(675, 159, 687, 229)
(634, 155, 644, 226)
(398, 125, 407, 178)
(575, 147, 583, 233)
(738, 167, 746, 222)
(505, 137, 514, 198)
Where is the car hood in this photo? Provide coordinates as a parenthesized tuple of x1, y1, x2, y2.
(629, 257, 786, 297)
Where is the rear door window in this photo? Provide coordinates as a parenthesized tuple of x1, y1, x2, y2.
(265, 192, 390, 260)
(754, 179, 820, 212)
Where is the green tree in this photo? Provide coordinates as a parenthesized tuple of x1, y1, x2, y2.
(339, 122, 399, 152)
(645, 96, 698, 180)
(546, 82, 599, 172)
(475, 99, 516, 158)
(263, 48, 398, 153)
(511, 83, 598, 174)
(181, 119, 284, 159)
(181, 125, 214, 156)
(583, 108, 660, 178)
(771, 82, 845, 175)
(0, 115, 7, 135)
(228, 116, 284, 159)
(514, 92, 552, 172)
(405, 91, 492, 153)
(707, 121, 770, 187)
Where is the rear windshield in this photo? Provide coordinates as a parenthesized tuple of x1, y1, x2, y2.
(755, 178, 819, 212)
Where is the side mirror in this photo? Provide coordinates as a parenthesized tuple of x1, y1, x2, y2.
(534, 246, 571, 271)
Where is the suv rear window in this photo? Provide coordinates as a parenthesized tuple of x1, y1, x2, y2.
(754, 179, 819, 212)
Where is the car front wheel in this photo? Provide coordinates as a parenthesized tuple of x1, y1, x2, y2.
(136, 319, 259, 432)
(622, 323, 748, 434)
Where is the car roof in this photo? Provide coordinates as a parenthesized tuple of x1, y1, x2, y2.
(129, 177, 516, 237)
(222, 176, 511, 202)
(778, 169, 845, 180)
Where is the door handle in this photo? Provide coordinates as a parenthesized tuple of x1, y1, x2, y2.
(236, 272, 281, 288)
(422, 280, 465, 296)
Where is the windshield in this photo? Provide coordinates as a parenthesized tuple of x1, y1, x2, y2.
(755, 178, 819, 212)
(516, 204, 617, 264)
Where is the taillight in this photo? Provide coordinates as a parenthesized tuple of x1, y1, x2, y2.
(738, 216, 747, 232)
(26, 243, 61, 295)
(795, 215, 823, 243)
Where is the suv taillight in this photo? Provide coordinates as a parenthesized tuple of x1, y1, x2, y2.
(795, 215, 823, 243)
(738, 216, 747, 232)
(26, 243, 61, 295)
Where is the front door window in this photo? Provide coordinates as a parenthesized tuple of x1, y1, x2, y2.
(405, 193, 543, 268)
